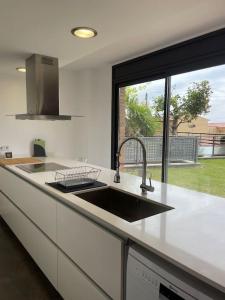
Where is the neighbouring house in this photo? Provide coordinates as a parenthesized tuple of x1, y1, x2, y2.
(208, 122, 225, 135)
(177, 116, 209, 134)
(177, 117, 225, 136)
(154, 116, 209, 136)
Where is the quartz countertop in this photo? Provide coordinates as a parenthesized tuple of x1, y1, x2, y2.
(3, 157, 225, 294)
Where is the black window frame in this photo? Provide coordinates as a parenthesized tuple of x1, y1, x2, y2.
(111, 27, 225, 183)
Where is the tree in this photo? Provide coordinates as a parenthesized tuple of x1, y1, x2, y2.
(125, 86, 160, 136)
(153, 80, 212, 135)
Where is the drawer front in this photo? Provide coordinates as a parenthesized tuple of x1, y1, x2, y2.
(0, 192, 57, 288)
(58, 251, 109, 300)
(57, 202, 123, 300)
(0, 168, 56, 241)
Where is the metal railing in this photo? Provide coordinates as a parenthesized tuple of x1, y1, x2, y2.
(123, 136, 198, 164)
(177, 132, 225, 156)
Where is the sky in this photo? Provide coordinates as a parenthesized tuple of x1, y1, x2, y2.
(136, 64, 225, 122)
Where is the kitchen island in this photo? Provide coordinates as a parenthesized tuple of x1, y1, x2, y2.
(0, 157, 225, 299)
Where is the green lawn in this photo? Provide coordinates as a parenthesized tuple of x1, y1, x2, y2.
(123, 158, 225, 198)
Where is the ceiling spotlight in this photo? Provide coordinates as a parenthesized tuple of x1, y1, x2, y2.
(16, 67, 26, 73)
(71, 27, 97, 38)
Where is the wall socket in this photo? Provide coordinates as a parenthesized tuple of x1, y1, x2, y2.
(0, 145, 9, 157)
(0, 145, 9, 152)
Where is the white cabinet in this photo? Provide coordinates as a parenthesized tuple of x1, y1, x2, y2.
(0, 168, 57, 241)
(0, 191, 57, 288)
(0, 168, 124, 299)
(58, 251, 109, 300)
(57, 202, 123, 300)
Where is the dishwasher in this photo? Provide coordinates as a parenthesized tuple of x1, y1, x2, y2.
(126, 245, 218, 300)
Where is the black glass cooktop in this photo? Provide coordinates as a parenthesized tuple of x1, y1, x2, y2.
(16, 162, 69, 173)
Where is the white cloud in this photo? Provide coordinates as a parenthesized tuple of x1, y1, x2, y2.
(135, 64, 225, 122)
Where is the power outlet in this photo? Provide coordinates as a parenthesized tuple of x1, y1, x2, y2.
(0, 145, 9, 152)
(0, 145, 9, 157)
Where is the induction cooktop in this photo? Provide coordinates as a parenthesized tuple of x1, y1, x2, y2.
(16, 162, 69, 173)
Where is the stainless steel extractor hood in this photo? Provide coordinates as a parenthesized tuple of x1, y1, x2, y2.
(16, 54, 80, 120)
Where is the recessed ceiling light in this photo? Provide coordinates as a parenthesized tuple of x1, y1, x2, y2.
(71, 27, 97, 39)
(16, 67, 26, 73)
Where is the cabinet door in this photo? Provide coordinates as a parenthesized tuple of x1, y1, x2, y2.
(57, 202, 123, 300)
(0, 192, 57, 289)
(0, 168, 56, 241)
(58, 251, 109, 300)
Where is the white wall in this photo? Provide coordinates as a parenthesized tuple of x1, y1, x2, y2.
(87, 65, 112, 168)
(61, 65, 112, 168)
(0, 65, 112, 167)
(0, 69, 88, 159)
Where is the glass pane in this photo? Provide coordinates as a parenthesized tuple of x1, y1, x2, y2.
(167, 64, 225, 198)
(118, 79, 165, 182)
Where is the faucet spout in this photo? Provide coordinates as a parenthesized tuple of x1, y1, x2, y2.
(114, 137, 154, 194)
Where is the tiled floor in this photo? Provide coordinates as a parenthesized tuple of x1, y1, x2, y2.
(0, 217, 62, 300)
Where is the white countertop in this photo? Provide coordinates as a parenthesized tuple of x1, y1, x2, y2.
(4, 157, 225, 294)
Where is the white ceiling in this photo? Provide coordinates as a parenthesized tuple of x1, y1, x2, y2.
(1, 0, 225, 74)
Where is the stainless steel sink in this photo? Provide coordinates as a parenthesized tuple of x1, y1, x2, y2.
(75, 187, 173, 222)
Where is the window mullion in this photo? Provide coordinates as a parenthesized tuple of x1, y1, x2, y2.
(161, 76, 171, 183)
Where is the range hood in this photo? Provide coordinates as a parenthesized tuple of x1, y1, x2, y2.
(16, 54, 81, 120)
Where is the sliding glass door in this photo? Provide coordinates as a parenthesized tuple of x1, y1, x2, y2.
(115, 64, 225, 199)
(112, 28, 225, 199)
(118, 79, 165, 181)
(167, 64, 225, 198)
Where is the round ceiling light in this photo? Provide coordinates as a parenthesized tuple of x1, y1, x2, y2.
(71, 27, 97, 38)
(16, 67, 26, 73)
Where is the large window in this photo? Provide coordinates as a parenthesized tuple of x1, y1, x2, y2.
(118, 79, 165, 181)
(167, 65, 225, 197)
(112, 28, 225, 198)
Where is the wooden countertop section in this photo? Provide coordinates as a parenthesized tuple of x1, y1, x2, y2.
(0, 157, 42, 166)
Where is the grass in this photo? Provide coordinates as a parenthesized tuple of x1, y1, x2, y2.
(123, 158, 225, 198)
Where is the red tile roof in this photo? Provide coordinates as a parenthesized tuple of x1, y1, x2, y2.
(208, 122, 225, 128)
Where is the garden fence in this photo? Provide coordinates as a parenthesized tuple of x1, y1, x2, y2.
(124, 136, 198, 164)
